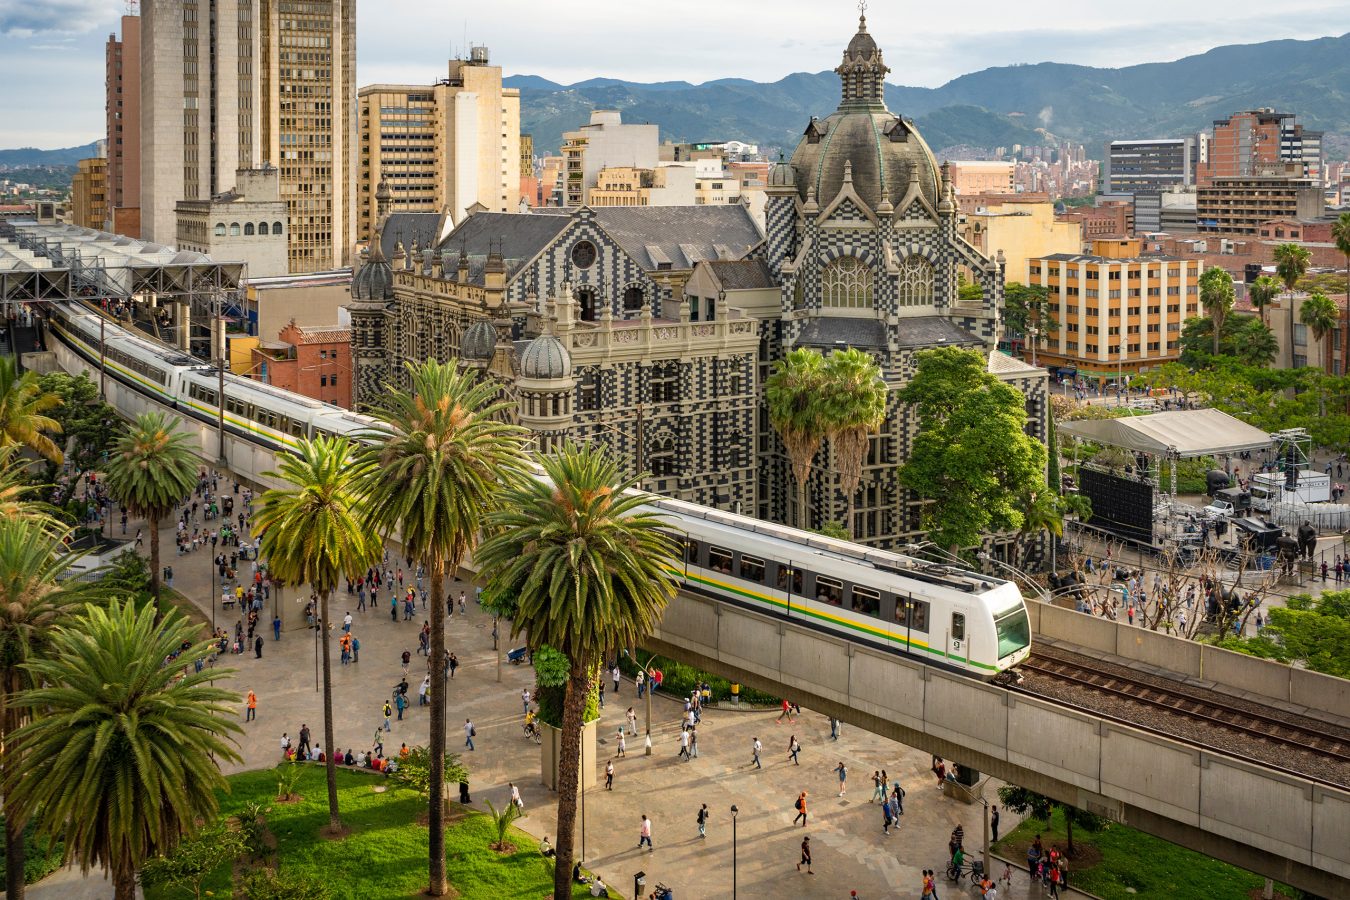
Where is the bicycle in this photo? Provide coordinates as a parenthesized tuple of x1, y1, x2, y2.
(523, 721, 541, 744)
(944, 859, 983, 885)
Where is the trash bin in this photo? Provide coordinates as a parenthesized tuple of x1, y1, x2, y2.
(730, 683, 740, 705)
(459, 781, 471, 804)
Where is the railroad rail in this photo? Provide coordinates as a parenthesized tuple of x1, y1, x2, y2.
(1012, 644, 1350, 787)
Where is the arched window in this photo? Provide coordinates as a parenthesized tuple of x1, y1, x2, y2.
(213, 223, 226, 237)
(229, 222, 241, 236)
(575, 287, 597, 322)
(821, 256, 872, 308)
(273, 221, 284, 234)
(650, 362, 679, 403)
(258, 221, 269, 235)
(649, 436, 677, 477)
(623, 285, 644, 313)
(897, 256, 935, 307)
(244, 223, 255, 236)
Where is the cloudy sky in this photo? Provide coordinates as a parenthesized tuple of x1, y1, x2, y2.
(0, 0, 1344, 149)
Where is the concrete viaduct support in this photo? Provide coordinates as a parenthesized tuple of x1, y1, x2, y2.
(646, 590, 1350, 898)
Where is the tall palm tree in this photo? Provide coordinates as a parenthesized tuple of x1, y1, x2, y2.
(3, 600, 241, 900)
(820, 348, 887, 538)
(0, 517, 94, 900)
(254, 436, 382, 834)
(1275, 242, 1312, 369)
(1017, 486, 1063, 572)
(0, 357, 62, 464)
(358, 360, 527, 897)
(1198, 266, 1235, 357)
(1300, 291, 1339, 372)
(1248, 275, 1280, 328)
(476, 444, 678, 900)
(103, 412, 198, 615)
(765, 347, 828, 529)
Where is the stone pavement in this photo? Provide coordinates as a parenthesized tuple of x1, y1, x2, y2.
(18, 471, 1094, 900)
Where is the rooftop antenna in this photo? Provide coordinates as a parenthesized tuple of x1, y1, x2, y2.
(126, 0, 139, 14)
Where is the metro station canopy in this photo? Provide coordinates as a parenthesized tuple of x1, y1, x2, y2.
(1057, 408, 1272, 458)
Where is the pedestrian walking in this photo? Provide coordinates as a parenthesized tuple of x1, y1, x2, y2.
(638, 815, 653, 851)
(522, 687, 531, 715)
(605, 760, 614, 790)
(991, 805, 1001, 842)
(401, 649, 411, 675)
(892, 781, 905, 815)
(797, 836, 813, 874)
(245, 689, 257, 722)
(835, 760, 848, 796)
(342, 611, 352, 633)
(689, 728, 699, 758)
(829, 717, 840, 740)
(273, 614, 282, 640)
(612, 664, 620, 693)
(696, 803, 709, 838)
(870, 770, 883, 802)
(280, 732, 291, 758)
(776, 698, 792, 723)
(882, 796, 894, 835)
(395, 691, 407, 721)
(298, 723, 311, 758)
(789, 735, 801, 765)
(616, 728, 627, 757)
(510, 782, 524, 815)
(372, 728, 383, 758)
(793, 791, 808, 826)
(448, 652, 458, 678)
(626, 706, 637, 736)
(254, 634, 263, 658)
(464, 718, 475, 751)
(383, 701, 393, 732)
(751, 736, 762, 769)
(419, 674, 430, 706)
(678, 729, 690, 760)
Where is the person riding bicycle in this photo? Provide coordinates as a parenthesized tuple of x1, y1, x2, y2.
(951, 844, 965, 876)
(523, 709, 539, 739)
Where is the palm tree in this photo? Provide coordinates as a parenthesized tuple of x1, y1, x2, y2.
(254, 436, 382, 834)
(1248, 275, 1280, 328)
(476, 444, 678, 900)
(1300, 291, 1339, 372)
(0, 447, 56, 528)
(0, 357, 62, 464)
(1017, 486, 1063, 572)
(1198, 266, 1235, 357)
(3, 600, 241, 900)
(765, 347, 828, 529)
(820, 348, 887, 538)
(1333, 212, 1350, 307)
(0, 517, 94, 900)
(358, 360, 528, 897)
(1275, 242, 1312, 369)
(103, 412, 199, 615)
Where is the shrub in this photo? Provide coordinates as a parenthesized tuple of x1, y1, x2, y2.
(617, 652, 779, 706)
(235, 801, 269, 858)
(0, 817, 64, 886)
(483, 799, 520, 851)
(238, 869, 332, 900)
(275, 761, 302, 801)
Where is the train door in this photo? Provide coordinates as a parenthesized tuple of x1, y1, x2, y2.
(947, 606, 971, 664)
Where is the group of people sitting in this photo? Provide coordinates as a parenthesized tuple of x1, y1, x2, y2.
(536, 838, 611, 897)
(281, 742, 406, 773)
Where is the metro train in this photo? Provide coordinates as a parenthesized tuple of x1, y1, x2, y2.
(42, 301, 1032, 678)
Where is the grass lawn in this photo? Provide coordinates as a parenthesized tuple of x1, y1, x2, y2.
(992, 807, 1295, 900)
(142, 765, 591, 900)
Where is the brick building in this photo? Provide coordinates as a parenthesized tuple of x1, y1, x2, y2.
(249, 320, 352, 409)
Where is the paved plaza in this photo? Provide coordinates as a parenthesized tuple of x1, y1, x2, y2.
(23, 472, 1093, 900)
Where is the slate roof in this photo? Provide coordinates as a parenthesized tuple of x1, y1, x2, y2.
(590, 205, 764, 270)
(433, 212, 572, 285)
(893, 316, 982, 349)
(706, 258, 777, 290)
(378, 212, 446, 261)
(796, 317, 888, 350)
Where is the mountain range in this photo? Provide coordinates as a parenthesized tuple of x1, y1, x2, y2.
(0, 142, 100, 169)
(509, 32, 1350, 158)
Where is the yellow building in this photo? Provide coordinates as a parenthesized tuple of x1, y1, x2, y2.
(947, 160, 1015, 195)
(1029, 239, 1202, 380)
(589, 165, 694, 206)
(71, 157, 109, 230)
(959, 200, 1081, 285)
(358, 48, 521, 242)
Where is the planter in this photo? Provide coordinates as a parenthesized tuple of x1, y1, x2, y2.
(539, 719, 598, 791)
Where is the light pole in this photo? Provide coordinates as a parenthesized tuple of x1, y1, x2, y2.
(1028, 325, 1039, 368)
(730, 804, 738, 899)
(313, 609, 321, 693)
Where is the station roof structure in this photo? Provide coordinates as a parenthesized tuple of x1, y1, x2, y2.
(1058, 408, 1272, 458)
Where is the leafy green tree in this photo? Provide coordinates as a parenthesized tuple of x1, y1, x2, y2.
(812, 521, 850, 540)
(956, 271, 984, 304)
(0, 517, 94, 900)
(0, 357, 62, 464)
(821, 348, 887, 537)
(103, 412, 199, 615)
(1003, 282, 1058, 349)
(1198, 266, 1236, 356)
(477, 444, 678, 900)
(357, 360, 527, 897)
(764, 347, 828, 529)
(254, 436, 382, 834)
(997, 785, 1107, 857)
(4, 601, 241, 900)
(140, 823, 247, 900)
(1300, 291, 1339, 373)
(1333, 212, 1350, 309)
(1177, 313, 1278, 368)
(1224, 591, 1350, 679)
(898, 347, 1048, 552)
(34, 373, 124, 471)
(1248, 274, 1281, 327)
(1017, 487, 1063, 572)
(385, 745, 470, 810)
(483, 799, 521, 852)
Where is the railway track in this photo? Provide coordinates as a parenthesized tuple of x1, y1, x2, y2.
(1013, 645, 1350, 786)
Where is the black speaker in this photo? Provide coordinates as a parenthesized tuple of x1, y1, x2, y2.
(1080, 468, 1154, 544)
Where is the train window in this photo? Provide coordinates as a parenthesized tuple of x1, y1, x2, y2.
(896, 597, 930, 632)
(777, 565, 803, 595)
(951, 612, 966, 642)
(685, 540, 700, 565)
(815, 576, 844, 606)
(708, 547, 733, 575)
(851, 586, 880, 616)
(738, 554, 764, 584)
(289, 419, 305, 438)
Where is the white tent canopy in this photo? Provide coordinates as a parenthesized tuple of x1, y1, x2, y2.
(1058, 408, 1272, 458)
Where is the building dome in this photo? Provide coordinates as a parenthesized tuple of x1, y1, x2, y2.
(768, 156, 796, 188)
(351, 239, 394, 301)
(785, 14, 942, 214)
(461, 320, 497, 361)
(519, 333, 571, 380)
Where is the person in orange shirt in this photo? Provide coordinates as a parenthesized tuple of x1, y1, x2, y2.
(245, 689, 257, 722)
(399, 742, 410, 759)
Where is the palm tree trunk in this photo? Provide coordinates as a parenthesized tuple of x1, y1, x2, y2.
(3, 669, 25, 900)
(320, 588, 340, 832)
(427, 559, 448, 896)
(148, 514, 162, 617)
(112, 858, 136, 900)
(552, 660, 590, 900)
(796, 478, 807, 531)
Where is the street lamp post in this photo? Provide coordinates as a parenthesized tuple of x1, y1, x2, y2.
(313, 611, 320, 693)
(730, 804, 739, 899)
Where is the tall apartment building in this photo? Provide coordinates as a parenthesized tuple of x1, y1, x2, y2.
(1030, 239, 1202, 380)
(1103, 138, 1196, 193)
(106, 14, 141, 237)
(141, 0, 356, 272)
(1198, 109, 1323, 186)
(1196, 167, 1325, 235)
(71, 157, 109, 230)
(356, 49, 521, 242)
(561, 111, 659, 207)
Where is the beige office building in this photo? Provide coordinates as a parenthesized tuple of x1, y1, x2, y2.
(106, 14, 141, 237)
(357, 49, 520, 242)
(71, 157, 109, 230)
(140, 0, 356, 273)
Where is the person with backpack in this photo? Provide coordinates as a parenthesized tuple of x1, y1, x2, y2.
(793, 791, 808, 826)
(696, 803, 709, 838)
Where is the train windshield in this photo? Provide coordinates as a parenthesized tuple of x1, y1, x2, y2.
(995, 607, 1031, 659)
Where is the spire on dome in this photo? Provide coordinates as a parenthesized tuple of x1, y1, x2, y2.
(835, 2, 889, 110)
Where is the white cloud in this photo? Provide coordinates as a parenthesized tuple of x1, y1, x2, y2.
(0, 0, 115, 37)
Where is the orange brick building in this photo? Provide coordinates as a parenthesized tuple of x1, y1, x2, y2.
(249, 321, 352, 409)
